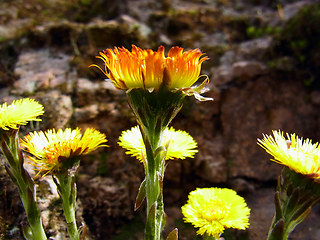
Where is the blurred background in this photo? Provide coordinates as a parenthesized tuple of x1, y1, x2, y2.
(0, 0, 320, 239)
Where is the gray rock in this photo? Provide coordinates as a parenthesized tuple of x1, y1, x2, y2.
(86, 16, 150, 49)
(267, 0, 315, 27)
(77, 78, 100, 92)
(38, 91, 73, 130)
(212, 65, 233, 86)
(232, 61, 268, 80)
(219, 50, 238, 66)
(13, 50, 73, 95)
(246, 188, 275, 240)
(86, 19, 121, 48)
(228, 178, 255, 193)
(220, 76, 318, 181)
(77, 175, 132, 239)
(76, 78, 101, 106)
(0, 87, 9, 100)
(0, 19, 32, 42)
(238, 37, 272, 60)
(74, 104, 99, 123)
(118, 14, 151, 40)
(195, 135, 227, 183)
(159, 34, 173, 46)
(282, 1, 314, 21)
(202, 32, 228, 47)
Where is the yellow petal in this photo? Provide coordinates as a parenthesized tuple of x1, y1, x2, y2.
(181, 188, 250, 238)
(0, 98, 44, 130)
(118, 125, 198, 162)
(21, 128, 108, 176)
(258, 130, 320, 179)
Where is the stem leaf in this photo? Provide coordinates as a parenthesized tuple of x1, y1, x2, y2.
(22, 224, 33, 240)
(135, 178, 146, 211)
(166, 228, 178, 240)
(268, 219, 285, 240)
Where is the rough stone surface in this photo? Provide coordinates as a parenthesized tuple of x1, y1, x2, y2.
(238, 37, 273, 60)
(220, 76, 318, 181)
(232, 61, 268, 80)
(194, 135, 227, 183)
(212, 65, 234, 87)
(37, 91, 73, 130)
(13, 50, 74, 95)
(77, 175, 133, 239)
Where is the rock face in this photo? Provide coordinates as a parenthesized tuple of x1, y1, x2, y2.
(220, 75, 318, 181)
(0, 0, 320, 239)
(13, 50, 75, 95)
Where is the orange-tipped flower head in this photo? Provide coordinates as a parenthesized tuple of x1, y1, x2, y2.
(91, 45, 209, 92)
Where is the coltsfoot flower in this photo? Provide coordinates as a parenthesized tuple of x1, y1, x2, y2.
(21, 128, 108, 176)
(91, 45, 211, 99)
(0, 98, 44, 130)
(258, 130, 320, 180)
(118, 125, 198, 162)
(181, 188, 250, 238)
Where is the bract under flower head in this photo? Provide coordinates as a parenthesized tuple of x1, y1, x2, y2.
(0, 98, 44, 130)
(118, 125, 198, 162)
(258, 130, 320, 180)
(21, 128, 108, 176)
(181, 188, 250, 238)
(91, 45, 210, 97)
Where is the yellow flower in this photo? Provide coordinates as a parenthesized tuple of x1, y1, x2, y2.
(181, 188, 250, 238)
(21, 128, 108, 176)
(0, 98, 44, 130)
(258, 130, 320, 179)
(118, 125, 198, 162)
(91, 45, 208, 91)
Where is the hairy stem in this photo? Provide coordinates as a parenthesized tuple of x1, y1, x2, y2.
(0, 129, 47, 240)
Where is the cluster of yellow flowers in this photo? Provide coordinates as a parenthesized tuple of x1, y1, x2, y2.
(0, 98, 107, 177)
(0, 46, 250, 239)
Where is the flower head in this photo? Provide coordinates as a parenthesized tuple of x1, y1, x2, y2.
(21, 128, 108, 176)
(118, 125, 198, 162)
(165, 47, 208, 89)
(181, 188, 250, 238)
(91, 45, 209, 94)
(0, 98, 44, 130)
(258, 130, 320, 180)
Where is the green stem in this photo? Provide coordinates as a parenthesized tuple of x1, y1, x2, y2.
(203, 234, 220, 240)
(16, 173, 47, 240)
(143, 124, 165, 240)
(0, 129, 47, 240)
(126, 88, 185, 240)
(55, 173, 80, 240)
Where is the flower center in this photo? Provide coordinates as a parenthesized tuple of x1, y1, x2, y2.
(201, 199, 230, 222)
(44, 143, 61, 164)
